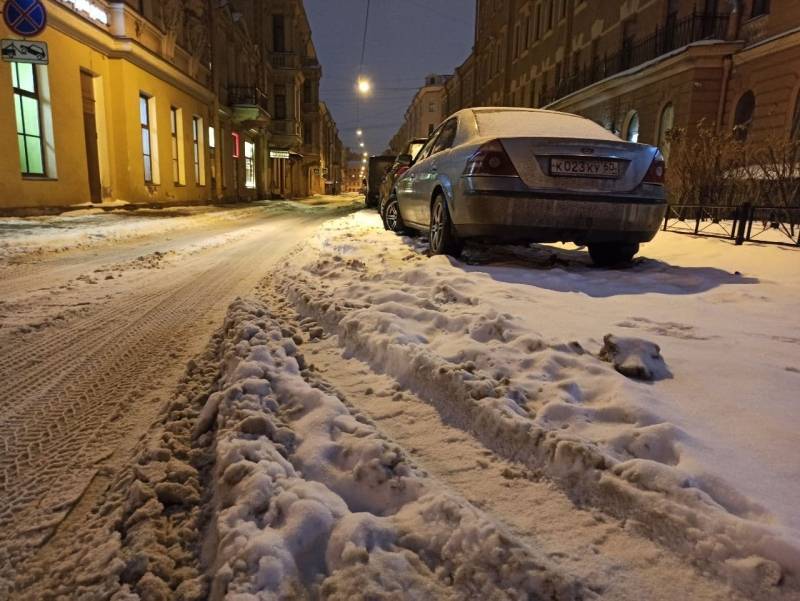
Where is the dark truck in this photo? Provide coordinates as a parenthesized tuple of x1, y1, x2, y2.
(365, 155, 395, 208)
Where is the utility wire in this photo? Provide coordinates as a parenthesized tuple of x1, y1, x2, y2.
(359, 0, 371, 70)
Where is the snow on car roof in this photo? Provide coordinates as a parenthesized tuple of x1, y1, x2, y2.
(471, 107, 622, 142)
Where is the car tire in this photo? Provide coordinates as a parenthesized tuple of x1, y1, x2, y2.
(384, 195, 410, 235)
(588, 242, 639, 266)
(429, 194, 463, 257)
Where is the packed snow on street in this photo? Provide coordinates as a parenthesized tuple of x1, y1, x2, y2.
(2, 201, 799, 601)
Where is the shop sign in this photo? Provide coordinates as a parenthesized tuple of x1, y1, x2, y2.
(3, 0, 48, 37)
(59, 0, 108, 25)
(269, 150, 290, 159)
(1, 38, 48, 63)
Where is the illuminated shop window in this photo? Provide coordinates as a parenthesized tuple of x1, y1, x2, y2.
(244, 141, 256, 189)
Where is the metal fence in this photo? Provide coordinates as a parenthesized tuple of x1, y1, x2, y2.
(543, 12, 730, 106)
(662, 203, 800, 246)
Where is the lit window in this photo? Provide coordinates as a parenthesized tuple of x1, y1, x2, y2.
(140, 94, 153, 183)
(244, 140, 255, 189)
(12, 62, 45, 176)
(208, 126, 215, 149)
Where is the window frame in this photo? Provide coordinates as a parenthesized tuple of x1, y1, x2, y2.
(140, 93, 154, 183)
(244, 140, 256, 189)
(12, 62, 45, 177)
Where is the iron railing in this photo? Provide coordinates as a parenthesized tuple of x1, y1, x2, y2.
(663, 204, 800, 246)
(227, 86, 269, 113)
(543, 12, 730, 106)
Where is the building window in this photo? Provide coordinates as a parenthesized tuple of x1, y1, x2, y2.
(275, 94, 286, 120)
(170, 107, 186, 185)
(12, 62, 45, 176)
(624, 111, 640, 143)
(658, 102, 675, 160)
(791, 92, 800, 141)
(273, 14, 285, 52)
(244, 140, 255, 189)
(303, 122, 312, 145)
(208, 126, 216, 149)
(523, 14, 530, 49)
(140, 94, 154, 183)
(192, 116, 205, 185)
(547, 0, 554, 30)
(534, 3, 542, 40)
(751, 0, 770, 17)
(733, 91, 755, 142)
(429, 101, 437, 112)
(303, 80, 313, 104)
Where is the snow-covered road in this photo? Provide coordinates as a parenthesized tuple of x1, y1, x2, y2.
(0, 197, 361, 597)
(2, 200, 798, 601)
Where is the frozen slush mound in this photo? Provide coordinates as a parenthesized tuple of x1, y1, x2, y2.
(598, 334, 671, 381)
(203, 298, 582, 600)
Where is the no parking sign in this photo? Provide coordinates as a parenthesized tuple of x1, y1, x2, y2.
(3, 0, 48, 37)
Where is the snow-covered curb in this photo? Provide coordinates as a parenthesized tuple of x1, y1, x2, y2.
(272, 212, 799, 596)
(196, 299, 583, 599)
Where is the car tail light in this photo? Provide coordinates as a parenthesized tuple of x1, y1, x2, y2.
(644, 150, 666, 185)
(463, 139, 520, 177)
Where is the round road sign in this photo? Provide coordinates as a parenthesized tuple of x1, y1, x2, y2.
(3, 0, 47, 37)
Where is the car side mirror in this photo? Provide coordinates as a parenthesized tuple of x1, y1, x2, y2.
(398, 153, 413, 166)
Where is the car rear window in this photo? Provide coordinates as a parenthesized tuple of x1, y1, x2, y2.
(474, 110, 621, 141)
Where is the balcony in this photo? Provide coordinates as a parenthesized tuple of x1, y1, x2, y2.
(227, 86, 270, 126)
(542, 12, 730, 106)
(271, 52, 299, 70)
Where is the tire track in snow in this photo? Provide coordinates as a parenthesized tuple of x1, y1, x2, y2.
(0, 206, 351, 594)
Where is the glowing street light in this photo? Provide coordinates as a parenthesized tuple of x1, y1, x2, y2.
(359, 142, 364, 148)
(357, 77, 371, 95)
(356, 129, 363, 136)
(362, 152, 368, 157)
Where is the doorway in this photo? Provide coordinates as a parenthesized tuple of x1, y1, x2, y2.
(80, 71, 102, 203)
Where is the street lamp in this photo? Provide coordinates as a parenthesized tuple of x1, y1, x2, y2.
(359, 142, 364, 148)
(356, 129, 363, 137)
(363, 152, 368, 157)
(357, 77, 371, 95)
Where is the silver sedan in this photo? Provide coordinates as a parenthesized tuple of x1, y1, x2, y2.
(383, 107, 668, 265)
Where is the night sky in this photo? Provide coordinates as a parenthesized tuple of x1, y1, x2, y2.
(304, 0, 476, 158)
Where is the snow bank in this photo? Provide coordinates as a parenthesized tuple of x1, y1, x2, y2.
(272, 211, 800, 596)
(199, 298, 582, 600)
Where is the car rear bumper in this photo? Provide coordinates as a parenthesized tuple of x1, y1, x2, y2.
(452, 189, 667, 244)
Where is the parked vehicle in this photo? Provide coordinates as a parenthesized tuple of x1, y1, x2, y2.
(379, 137, 428, 226)
(384, 107, 667, 265)
(365, 156, 395, 208)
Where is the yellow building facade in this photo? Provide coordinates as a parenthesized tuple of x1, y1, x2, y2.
(0, 0, 215, 212)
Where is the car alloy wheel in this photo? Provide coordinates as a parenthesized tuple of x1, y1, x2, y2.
(430, 201, 445, 252)
(385, 200, 400, 231)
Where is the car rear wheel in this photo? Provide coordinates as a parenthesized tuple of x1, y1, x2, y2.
(429, 194, 463, 257)
(588, 242, 639, 266)
(384, 196, 409, 235)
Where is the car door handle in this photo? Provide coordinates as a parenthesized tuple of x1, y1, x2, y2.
(430, 166, 438, 172)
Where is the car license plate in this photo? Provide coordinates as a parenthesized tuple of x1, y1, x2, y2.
(550, 157, 620, 178)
